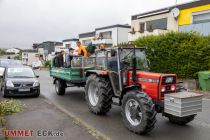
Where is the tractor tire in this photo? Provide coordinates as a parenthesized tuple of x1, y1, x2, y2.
(168, 115, 196, 125)
(121, 90, 157, 134)
(85, 74, 113, 115)
(55, 79, 66, 96)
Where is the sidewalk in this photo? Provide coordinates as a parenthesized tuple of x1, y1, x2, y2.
(0, 97, 97, 140)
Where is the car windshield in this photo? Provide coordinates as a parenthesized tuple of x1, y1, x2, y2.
(7, 67, 35, 78)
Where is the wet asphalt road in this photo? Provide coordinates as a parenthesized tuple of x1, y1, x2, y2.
(36, 70, 210, 140)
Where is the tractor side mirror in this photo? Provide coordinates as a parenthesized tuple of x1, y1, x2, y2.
(111, 50, 116, 57)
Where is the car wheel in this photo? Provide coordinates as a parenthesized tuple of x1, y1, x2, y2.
(2, 88, 8, 98)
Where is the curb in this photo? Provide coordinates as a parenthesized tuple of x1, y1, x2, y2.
(39, 94, 111, 140)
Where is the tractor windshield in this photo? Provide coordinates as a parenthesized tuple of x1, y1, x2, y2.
(119, 48, 148, 71)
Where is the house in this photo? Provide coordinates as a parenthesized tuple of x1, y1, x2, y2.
(94, 24, 131, 47)
(178, 0, 210, 35)
(54, 42, 65, 52)
(79, 32, 95, 46)
(129, 0, 210, 41)
(22, 50, 39, 66)
(35, 41, 61, 60)
(62, 38, 79, 50)
(6, 48, 21, 54)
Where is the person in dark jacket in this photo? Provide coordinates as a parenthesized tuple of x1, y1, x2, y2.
(58, 50, 65, 67)
(54, 52, 60, 67)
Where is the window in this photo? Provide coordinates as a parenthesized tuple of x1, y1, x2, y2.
(99, 31, 112, 39)
(146, 18, 167, 31)
(82, 39, 92, 46)
(193, 10, 210, 24)
(139, 23, 145, 33)
(66, 44, 70, 48)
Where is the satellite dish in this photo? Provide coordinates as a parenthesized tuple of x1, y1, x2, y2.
(171, 8, 180, 18)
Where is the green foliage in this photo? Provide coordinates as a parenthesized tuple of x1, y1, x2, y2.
(0, 49, 6, 56)
(135, 32, 210, 78)
(0, 99, 24, 140)
(43, 60, 51, 68)
(0, 99, 24, 116)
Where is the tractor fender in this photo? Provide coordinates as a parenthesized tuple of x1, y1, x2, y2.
(85, 70, 109, 77)
(120, 85, 142, 101)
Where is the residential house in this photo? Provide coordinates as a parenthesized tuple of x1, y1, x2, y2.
(6, 48, 21, 54)
(79, 31, 95, 46)
(129, 0, 210, 41)
(178, 0, 210, 35)
(94, 24, 131, 47)
(36, 41, 61, 60)
(62, 38, 79, 50)
(54, 42, 65, 52)
(22, 50, 39, 66)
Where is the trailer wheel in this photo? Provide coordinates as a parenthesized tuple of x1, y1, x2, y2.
(85, 74, 113, 115)
(168, 115, 196, 125)
(121, 90, 157, 134)
(55, 80, 66, 96)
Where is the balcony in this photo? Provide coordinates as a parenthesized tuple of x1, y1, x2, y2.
(128, 29, 168, 41)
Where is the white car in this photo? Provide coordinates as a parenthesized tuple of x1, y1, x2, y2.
(32, 61, 42, 69)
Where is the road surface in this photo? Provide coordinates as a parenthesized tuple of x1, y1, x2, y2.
(36, 70, 210, 140)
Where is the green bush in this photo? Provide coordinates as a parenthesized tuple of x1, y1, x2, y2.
(0, 99, 24, 140)
(43, 60, 51, 68)
(135, 32, 210, 78)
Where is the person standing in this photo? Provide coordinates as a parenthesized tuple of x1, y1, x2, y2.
(76, 41, 87, 57)
(65, 48, 75, 68)
(58, 50, 65, 67)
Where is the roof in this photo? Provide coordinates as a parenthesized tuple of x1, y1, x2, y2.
(55, 42, 63, 46)
(62, 38, 79, 42)
(132, 0, 210, 20)
(79, 31, 95, 38)
(95, 24, 131, 31)
(22, 49, 38, 53)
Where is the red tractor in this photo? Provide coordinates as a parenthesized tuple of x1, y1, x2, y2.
(85, 46, 203, 134)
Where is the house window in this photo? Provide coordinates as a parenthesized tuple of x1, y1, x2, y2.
(146, 18, 167, 31)
(99, 31, 112, 39)
(193, 10, 210, 24)
(139, 23, 145, 33)
(66, 44, 70, 48)
(82, 39, 92, 46)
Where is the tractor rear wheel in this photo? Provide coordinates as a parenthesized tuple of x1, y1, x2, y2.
(121, 90, 157, 134)
(168, 115, 196, 125)
(85, 74, 113, 115)
(55, 79, 66, 96)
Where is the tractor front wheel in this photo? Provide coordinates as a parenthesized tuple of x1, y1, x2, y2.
(168, 115, 196, 125)
(85, 74, 113, 115)
(121, 90, 157, 134)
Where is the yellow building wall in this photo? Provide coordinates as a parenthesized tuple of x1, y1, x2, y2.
(178, 4, 210, 25)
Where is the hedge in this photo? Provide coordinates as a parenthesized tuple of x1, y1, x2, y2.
(135, 32, 210, 78)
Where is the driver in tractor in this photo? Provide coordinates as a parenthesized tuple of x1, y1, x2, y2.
(76, 41, 88, 57)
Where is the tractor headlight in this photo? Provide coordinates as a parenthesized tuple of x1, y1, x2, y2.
(33, 80, 40, 87)
(161, 86, 166, 92)
(171, 85, 175, 91)
(6, 80, 14, 87)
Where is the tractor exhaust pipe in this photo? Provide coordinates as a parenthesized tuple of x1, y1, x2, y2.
(132, 45, 137, 85)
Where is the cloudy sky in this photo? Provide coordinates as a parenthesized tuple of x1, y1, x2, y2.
(0, 0, 193, 49)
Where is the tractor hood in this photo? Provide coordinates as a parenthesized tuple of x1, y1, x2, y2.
(128, 71, 177, 100)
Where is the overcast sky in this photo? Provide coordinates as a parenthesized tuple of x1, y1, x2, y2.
(0, 0, 193, 49)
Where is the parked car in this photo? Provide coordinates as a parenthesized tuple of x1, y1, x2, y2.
(32, 61, 42, 69)
(0, 66, 40, 97)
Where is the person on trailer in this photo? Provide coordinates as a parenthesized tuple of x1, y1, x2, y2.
(76, 41, 88, 57)
(65, 47, 75, 68)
